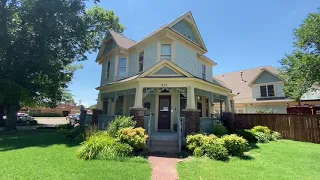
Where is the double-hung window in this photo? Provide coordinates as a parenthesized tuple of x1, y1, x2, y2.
(106, 61, 111, 79)
(139, 51, 144, 72)
(118, 58, 127, 77)
(161, 44, 171, 60)
(260, 85, 275, 97)
(202, 64, 206, 80)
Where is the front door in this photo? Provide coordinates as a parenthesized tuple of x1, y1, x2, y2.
(158, 95, 171, 130)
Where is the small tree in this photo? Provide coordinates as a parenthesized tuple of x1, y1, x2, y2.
(280, 9, 320, 101)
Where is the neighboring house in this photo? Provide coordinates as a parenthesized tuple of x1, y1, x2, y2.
(95, 11, 234, 132)
(213, 66, 320, 114)
(20, 103, 81, 117)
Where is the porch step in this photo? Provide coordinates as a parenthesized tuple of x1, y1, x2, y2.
(149, 140, 179, 153)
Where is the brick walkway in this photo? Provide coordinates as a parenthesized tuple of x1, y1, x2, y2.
(148, 156, 179, 180)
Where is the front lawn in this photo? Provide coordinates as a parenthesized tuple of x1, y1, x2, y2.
(177, 140, 320, 180)
(0, 130, 151, 180)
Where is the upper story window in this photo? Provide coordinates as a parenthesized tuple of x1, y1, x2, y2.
(106, 61, 111, 79)
(118, 58, 126, 77)
(260, 85, 275, 97)
(139, 51, 144, 72)
(202, 64, 206, 80)
(161, 44, 171, 60)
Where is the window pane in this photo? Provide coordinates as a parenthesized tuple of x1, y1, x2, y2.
(139, 52, 144, 62)
(118, 68, 126, 76)
(107, 61, 110, 78)
(161, 44, 171, 55)
(139, 62, 143, 72)
(115, 96, 124, 115)
(118, 58, 126, 67)
(260, 86, 267, 97)
(267, 85, 275, 97)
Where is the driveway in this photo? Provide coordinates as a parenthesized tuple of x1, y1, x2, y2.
(35, 117, 67, 126)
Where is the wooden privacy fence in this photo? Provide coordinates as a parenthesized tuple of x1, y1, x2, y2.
(232, 114, 320, 143)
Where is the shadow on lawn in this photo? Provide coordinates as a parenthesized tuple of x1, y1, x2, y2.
(0, 129, 78, 151)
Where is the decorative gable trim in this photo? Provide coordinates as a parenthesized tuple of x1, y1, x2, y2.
(96, 30, 119, 62)
(248, 69, 282, 86)
(139, 59, 193, 78)
(167, 11, 207, 51)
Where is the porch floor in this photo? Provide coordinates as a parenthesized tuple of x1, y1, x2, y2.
(150, 131, 178, 141)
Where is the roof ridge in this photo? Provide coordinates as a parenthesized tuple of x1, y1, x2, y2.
(213, 65, 275, 77)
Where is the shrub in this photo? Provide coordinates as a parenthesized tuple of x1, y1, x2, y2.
(29, 120, 38, 125)
(76, 133, 133, 160)
(213, 123, 229, 137)
(193, 147, 205, 157)
(201, 141, 229, 161)
(107, 116, 136, 137)
(117, 127, 148, 151)
(238, 129, 258, 143)
(270, 131, 281, 141)
(186, 134, 208, 152)
(252, 125, 271, 134)
(221, 134, 247, 156)
(98, 142, 133, 160)
(255, 132, 270, 143)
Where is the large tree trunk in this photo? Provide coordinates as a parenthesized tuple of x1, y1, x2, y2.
(0, 105, 4, 127)
(4, 104, 19, 131)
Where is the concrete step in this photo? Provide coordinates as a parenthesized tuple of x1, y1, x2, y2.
(150, 140, 178, 147)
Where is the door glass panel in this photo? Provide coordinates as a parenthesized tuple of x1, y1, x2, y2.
(160, 98, 169, 111)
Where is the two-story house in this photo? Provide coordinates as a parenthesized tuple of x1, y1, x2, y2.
(213, 66, 320, 114)
(95, 11, 234, 133)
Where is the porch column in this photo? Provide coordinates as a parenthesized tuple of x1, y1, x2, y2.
(130, 84, 146, 128)
(97, 93, 103, 109)
(225, 96, 232, 112)
(133, 85, 143, 108)
(182, 86, 200, 135)
(186, 86, 196, 110)
(107, 99, 114, 115)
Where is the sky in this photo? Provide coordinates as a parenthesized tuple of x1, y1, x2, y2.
(69, 0, 320, 107)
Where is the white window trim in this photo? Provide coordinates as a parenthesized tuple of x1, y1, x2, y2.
(259, 84, 276, 97)
(116, 56, 128, 77)
(157, 41, 175, 62)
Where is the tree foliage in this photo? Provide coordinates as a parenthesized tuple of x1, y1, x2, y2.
(0, 0, 125, 130)
(280, 9, 320, 101)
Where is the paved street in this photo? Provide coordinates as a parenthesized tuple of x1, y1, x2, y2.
(34, 117, 67, 126)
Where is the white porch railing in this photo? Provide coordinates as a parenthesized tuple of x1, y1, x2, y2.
(144, 113, 152, 148)
(177, 116, 185, 152)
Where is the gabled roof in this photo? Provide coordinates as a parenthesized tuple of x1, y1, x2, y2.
(167, 11, 207, 51)
(108, 29, 136, 49)
(247, 68, 282, 86)
(213, 66, 282, 103)
(105, 11, 207, 52)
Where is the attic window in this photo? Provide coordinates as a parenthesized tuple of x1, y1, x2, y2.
(260, 85, 275, 97)
(161, 44, 171, 60)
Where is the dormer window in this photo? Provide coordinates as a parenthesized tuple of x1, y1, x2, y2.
(260, 85, 275, 97)
(202, 64, 206, 80)
(139, 51, 144, 72)
(118, 58, 127, 77)
(161, 44, 171, 60)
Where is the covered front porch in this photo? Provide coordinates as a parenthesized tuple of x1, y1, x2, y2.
(97, 77, 234, 133)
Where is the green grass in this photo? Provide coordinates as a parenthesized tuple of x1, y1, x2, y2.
(177, 140, 320, 180)
(0, 130, 151, 180)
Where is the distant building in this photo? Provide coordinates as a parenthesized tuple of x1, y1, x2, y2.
(20, 103, 80, 116)
(213, 66, 320, 114)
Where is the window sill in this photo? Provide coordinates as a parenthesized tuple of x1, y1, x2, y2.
(256, 96, 287, 101)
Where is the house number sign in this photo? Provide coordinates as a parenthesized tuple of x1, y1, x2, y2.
(161, 84, 168, 87)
